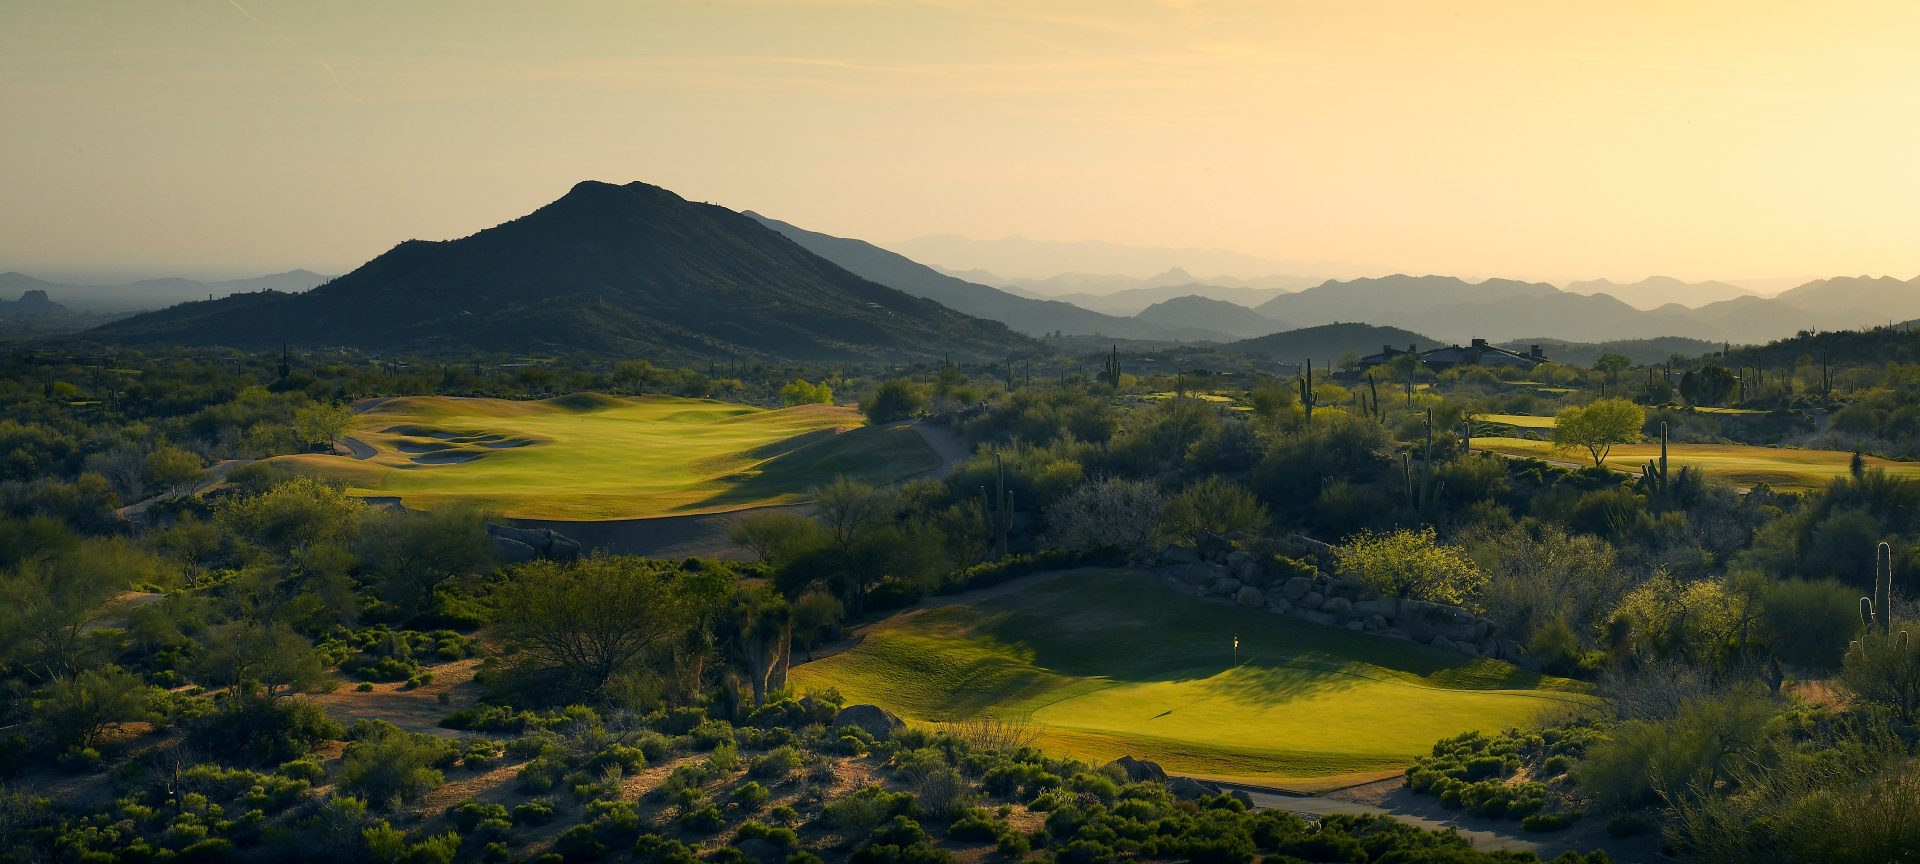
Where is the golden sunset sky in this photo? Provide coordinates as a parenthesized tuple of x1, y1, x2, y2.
(2, 1, 1915, 283)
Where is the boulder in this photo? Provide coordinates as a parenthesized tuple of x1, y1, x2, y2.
(1431, 635, 1459, 653)
(1345, 620, 1364, 631)
(1169, 776, 1218, 800)
(1280, 576, 1313, 600)
(1226, 550, 1250, 570)
(1212, 578, 1243, 597)
(1236, 586, 1266, 609)
(491, 536, 539, 564)
(1365, 615, 1386, 630)
(1196, 532, 1228, 561)
(1299, 591, 1325, 610)
(1268, 597, 1292, 614)
(547, 534, 582, 562)
(1498, 639, 1526, 661)
(1321, 596, 1354, 617)
(1237, 559, 1263, 583)
(1228, 789, 1255, 808)
(1161, 545, 1200, 565)
(1104, 756, 1168, 783)
(1352, 598, 1399, 619)
(832, 705, 905, 740)
(1180, 563, 1222, 586)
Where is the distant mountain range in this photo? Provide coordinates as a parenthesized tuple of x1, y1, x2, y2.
(957, 268, 1307, 315)
(888, 233, 1336, 283)
(1247, 274, 1920, 345)
(92, 182, 1029, 362)
(742, 213, 1230, 342)
(0, 270, 330, 313)
(1563, 276, 1757, 310)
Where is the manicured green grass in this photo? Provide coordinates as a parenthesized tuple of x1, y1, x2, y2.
(1476, 413, 1557, 429)
(792, 569, 1591, 788)
(1474, 436, 1920, 492)
(273, 394, 940, 520)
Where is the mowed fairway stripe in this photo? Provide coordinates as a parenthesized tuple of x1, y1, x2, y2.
(269, 393, 940, 520)
(791, 569, 1594, 785)
(1474, 436, 1920, 492)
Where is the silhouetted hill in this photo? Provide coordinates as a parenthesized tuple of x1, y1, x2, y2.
(1133, 295, 1287, 339)
(1496, 336, 1721, 368)
(1222, 323, 1442, 361)
(743, 212, 1227, 341)
(93, 182, 1030, 362)
(1720, 322, 1920, 369)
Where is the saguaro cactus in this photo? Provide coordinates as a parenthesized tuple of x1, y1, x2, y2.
(1641, 421, 1670, 493)
(1298, 358, 1318, 428)
(1861, 541, 1895, 635)
(1104, 346, 1121, 389)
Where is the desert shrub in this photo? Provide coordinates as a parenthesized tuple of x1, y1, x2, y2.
(513, 799, 557, 825)
(1333, 526, 1485, 606)
(339, 722, 459, 808)
(735, 819, 797, 846)
(947, 807, 1002, 841)
(728, 781, 770, 811)
(826, 786, 918, 834)
(1839, 631, 1920, 723)
(679, 804, 726, 833)
(748, 745, 803, 780)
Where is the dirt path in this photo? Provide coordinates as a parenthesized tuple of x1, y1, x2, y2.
(1229, 778, 1670, 862)
(340, 436, 376, 459)
(115, 458, 252, 521)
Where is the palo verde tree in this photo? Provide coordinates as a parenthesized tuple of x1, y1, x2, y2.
(1552, 398, 1645, 468)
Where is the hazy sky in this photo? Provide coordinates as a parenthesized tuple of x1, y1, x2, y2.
(3, 1, 1917, 283)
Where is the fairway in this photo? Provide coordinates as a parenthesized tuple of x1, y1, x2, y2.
(1476, 413, 1557, 429)
(792, 569, 1590, 788)
(273, 394, 941, 520)
(1474, 436, 1920, 492)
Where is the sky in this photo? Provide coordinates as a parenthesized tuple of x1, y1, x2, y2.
(2, 1, 1917, 284)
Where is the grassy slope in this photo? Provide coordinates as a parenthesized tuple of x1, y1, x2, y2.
(792, 570, 1591, 789)
(273, 394, 940, 520)
(1474, 436, 1920, 491)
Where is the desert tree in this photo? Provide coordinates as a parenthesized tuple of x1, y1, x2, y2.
(357, 503, 495, 617)
(293, 401, 355, 452)
(728, 510, 827, 565)
(1042, 476, 1165, 556)
(1552, 397, 1645, 467)
(491, 557, 723, 703)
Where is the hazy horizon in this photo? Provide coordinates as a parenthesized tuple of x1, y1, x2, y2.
(4, 2, 1918, 285)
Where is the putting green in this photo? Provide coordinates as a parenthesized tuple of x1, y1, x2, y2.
(1475, 436, 1920, 492)
(792, 569, 1591, 788)
(273, 394, 940, 520)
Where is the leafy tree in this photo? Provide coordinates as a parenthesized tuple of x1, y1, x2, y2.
(1042, 476, 1165, 556)
(357, 504, 495, 616)
(1160, 477, 1268, 543)
(790, 591, 844, 660)
(217, 476, 366, 624)
(1464, 519, 1626, 645)
(491, 557, 716, 702)
(1334, 527, 1486, 607)
(1592, 353, 1631, 388)
(728, 510, 826, 565)
(142, 444, 205, 501)
(1680, 365, 1738, 407)
(1607, 573, 1741, 665)
(32, 664, 154, 750)
(780, 379, 834, 406)
(1552, 398, 1645, 467)
(293, 401, 355, 451)
(860, 380, 925, 423)
(1841, 632, 1920, 724)
(195, 621, 334, 699)
(0, 539, 151, 679)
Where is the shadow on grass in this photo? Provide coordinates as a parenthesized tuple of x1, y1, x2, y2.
(677, 425, 940, 512)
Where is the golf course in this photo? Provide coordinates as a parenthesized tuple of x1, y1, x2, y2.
(272, 393, 941, 520)
(1473, 435, 1920, 492)
(792, 569, 1591, 790)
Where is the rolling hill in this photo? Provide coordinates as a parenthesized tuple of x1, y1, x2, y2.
(1222, 322, 1443, 361)
(1133, 295, 1288, 339)
(743, 212, 1229, 341)
(91, 182, 1031, 362)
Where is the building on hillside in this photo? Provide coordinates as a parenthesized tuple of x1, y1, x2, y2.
(1418, 338, 1546, 373)
(1358, 344, 1421, 371)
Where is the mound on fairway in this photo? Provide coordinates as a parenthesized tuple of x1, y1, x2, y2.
(1474, 436, 1920, 492)
(792, 569, 1590, 789)
(273, 394, 940, 520)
